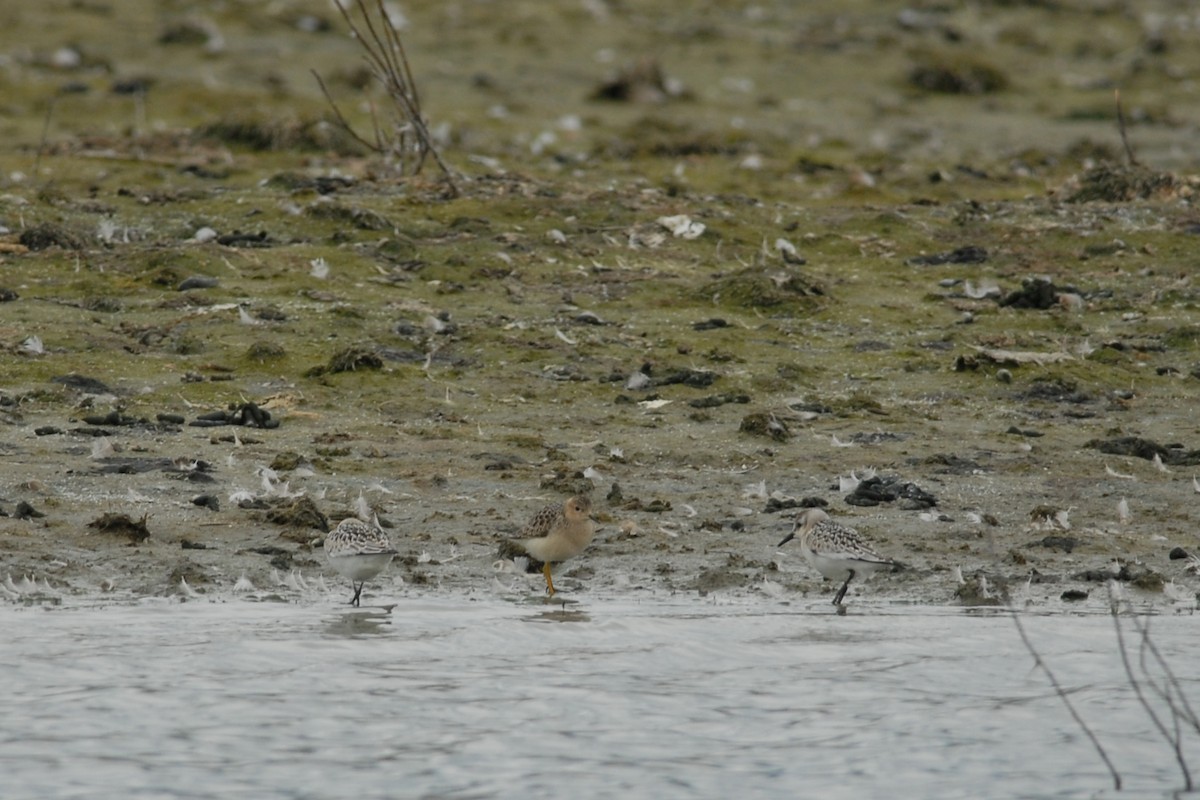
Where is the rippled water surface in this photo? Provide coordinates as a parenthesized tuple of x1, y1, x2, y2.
(3, 597, 1197, 799)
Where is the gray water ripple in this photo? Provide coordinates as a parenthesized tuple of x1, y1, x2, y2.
(1, 598, 1197, 799)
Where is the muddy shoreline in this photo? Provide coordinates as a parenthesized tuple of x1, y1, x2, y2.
(1, 1, 1198, 610)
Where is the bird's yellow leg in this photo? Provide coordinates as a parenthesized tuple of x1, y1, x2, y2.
(542, 562, 556, 596)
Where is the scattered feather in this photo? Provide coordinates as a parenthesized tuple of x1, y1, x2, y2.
(681, 504, 697, 518)
(963, 279, 1001, 300)
(555, 328, 577, 345)
(951, 565, 964, 584)
(625, 371, 651, 390)
(774, 238, 802, 263)
(657, 214, 705, 239)
(1194, 475, 1200, 494)
(1117, 498, 1131, 525)
(20, 335, 44, 355)
(965, 511, 983, 524)
(1105, 464, 1136, 480)
(830, 435, 855, 448)
(1151, 453, 1171, 473)
(228, 489, 257, 505)
(282, 570, 311, 591)
(638, 399, 672, 409)
(91, 437, 116, 460)
(232, 575, 256, 593)
(547, 229, 567, 244)
(309, 257, 330, 279)
(1054, 508, 1072, 530)
(583, 466, 603, 481)
(178, 577, 200, 598)
(759, 576, 785, 598)
(352, 493, 372, 520)
(742, 480, 767, 500)
(838, 473, 860, 493)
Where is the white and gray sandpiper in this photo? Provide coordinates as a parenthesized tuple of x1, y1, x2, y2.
(324, 515, 397, 607)
(777, 507, 901, 607)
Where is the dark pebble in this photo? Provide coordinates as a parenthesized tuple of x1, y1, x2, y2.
(15, 501, 45, 520)
(216, 230, 271, 247)
(181, 539, 209, 550)
(178, 276, 219, 291)
(1169, 547, 1191, 560)
(688, 393, 750, 409)
(907, 245, 988, 266)
(999, 277, 1057, 310)
(156, 413, 186, 424)
(1005, 426, 1044, 437)
(51, 374, 114, 394)
(1037, 535, 1079, 553)
(192, 495, 220, 511)
(1061, 589, 1089, 601)
(82, 411, 139, 426)
(693, 318, 728, 331)
(34, 426, 62, 436)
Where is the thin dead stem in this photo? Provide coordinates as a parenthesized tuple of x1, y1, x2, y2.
(317, 0, 457, 194)
(34, 95, 58, 177)
(1108, 583, 1194, 793)
(1115, 89, 1140, 167)
(1011, 611, 1122, 791)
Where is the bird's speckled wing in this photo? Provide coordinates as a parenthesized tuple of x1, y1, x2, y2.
(516, 502, 565, 540)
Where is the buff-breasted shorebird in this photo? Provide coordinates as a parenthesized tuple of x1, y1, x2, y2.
(510, 496, 595, 596)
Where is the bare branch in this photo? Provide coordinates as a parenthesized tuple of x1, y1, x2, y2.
(1109, 584, 1195, 792)
(317, 0, 458, 194)
(1011, 610, 1122, 791)
(1115, 89, 1140, 167)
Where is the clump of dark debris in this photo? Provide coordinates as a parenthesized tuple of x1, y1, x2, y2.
(844, 475, 937, 509)
(190, 402, 278, 429)
(87, 512, 151, 543)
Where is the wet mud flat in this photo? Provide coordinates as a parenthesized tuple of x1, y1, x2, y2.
(0, 1, 1198, 609)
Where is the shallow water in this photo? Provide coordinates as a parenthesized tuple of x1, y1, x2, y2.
(2, 596, 1197, 799)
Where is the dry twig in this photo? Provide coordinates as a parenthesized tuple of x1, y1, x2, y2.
(1115, 89, 1140, 167)
(1109, 582, 1195, 793)
(315, 0, 457, 194)
(1011, 611, 1123, 790)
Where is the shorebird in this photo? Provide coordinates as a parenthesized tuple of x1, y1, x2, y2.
(510, 496, 595, 596)
(325, 516, 397, 607)
(777, 508, 899, 607)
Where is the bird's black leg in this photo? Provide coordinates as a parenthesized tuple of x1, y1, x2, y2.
(832, 570, 855, 606)
(350, 581, 364, 607)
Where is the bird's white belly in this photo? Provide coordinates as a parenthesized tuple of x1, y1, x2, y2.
(328, 553, 394, 581)
(804, 549, 887, 581)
